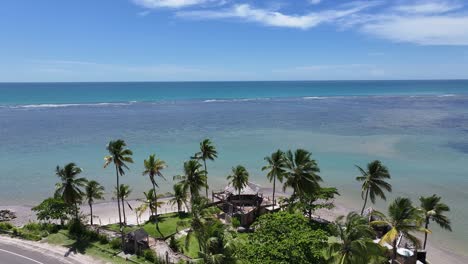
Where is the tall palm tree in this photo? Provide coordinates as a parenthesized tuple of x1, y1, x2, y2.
(104, 139, 133, 245)
(419, 194, 451, 249)
(170, 183, 188, 213)
(85, 180, 105, 226)
(141, 189, 158, 219)
(114, 184, 131, 225)
(174, 159, 207, 205)
(283, 149, 322, 198)
(371, 197, 426, 263)
(194, 139, 218, 198)
(326, 212, 385, 264)
(227, 165, 249, 197)
(262, 150, 286, 209)
(55, 163, 87, 220)
(356, 160, 392, 215)
(143, 154, 167, 217)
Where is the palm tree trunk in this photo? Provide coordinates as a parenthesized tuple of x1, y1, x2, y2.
(115, 165, 124, 248)
(360, 188, 369, 216)
(423, 218, 429, 249)
(89, 202, 93, 226)
(75, 202, 79, 220)
(121, 197, 127, 225)
(272, 175, 276, 210)
(204, 159, 208, 198)
(392, 239, 397, 264)
(151, 181, 158, 218)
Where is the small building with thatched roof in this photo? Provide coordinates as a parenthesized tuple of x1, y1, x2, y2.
(125, 229, 149, 254)
(212, 182, 273, 226)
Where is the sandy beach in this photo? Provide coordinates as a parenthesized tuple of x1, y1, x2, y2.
(2, 190, 467, 264)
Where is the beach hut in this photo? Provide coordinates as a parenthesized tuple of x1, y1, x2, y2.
(212, 182, 271, 226)
(124, 229, 149, 254)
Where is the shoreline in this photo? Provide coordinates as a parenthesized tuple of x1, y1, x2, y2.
(2, 192, 467, 264)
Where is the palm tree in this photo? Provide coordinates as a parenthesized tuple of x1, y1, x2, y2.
(419, 194, 451, 249)
(170, 183, 188, 213)
(193, 139, 218, 198)
(227, 165, 249, 197)
(326, 212, 385, 264)
(143, 154, 167, 217)
(85, 180, 105, 226)
(174, 159, 207, 204)
(262, 150, 286, 209)
(356, 160, 392, 215)
(104, 139, 133, 245)
(371, 197, 427, 263)
(55, 163, 87, 220)
(142, 189, 157, 219)
(114, 184, 131, 225)
(283, 149, 322, 198)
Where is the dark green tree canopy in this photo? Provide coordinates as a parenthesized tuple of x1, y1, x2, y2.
(238, 212, 329, 264)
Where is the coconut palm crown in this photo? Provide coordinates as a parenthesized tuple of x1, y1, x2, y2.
(104, 139, 133, 245)
(283, 149, 322, 198)
(419, 194, 451, 249)
(227, 165, 249, 196)
(143, 154, 167, 216)
(262, 150, 286, 208)
(356, 160, 392, 215)
(193, 139, 218, 198)
(326, 212, 385, 264)
(55, 162, 87, 219)
(371, 197, 427, 263)
(174, 159, 207, 203)
(85, 180, 105, 225)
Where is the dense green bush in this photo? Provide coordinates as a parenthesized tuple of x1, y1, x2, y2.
(237, 212, 330, 264)
(110, 238, 121, 250)
(231, 217, 241, 228)
(143, 249, 156, 262)
(168, 235, 179, 252)
(0, 222, 13, 231)
(98, 234, 109, 244)
(11, 227, 42, 241)
(68, 219, 87, 238)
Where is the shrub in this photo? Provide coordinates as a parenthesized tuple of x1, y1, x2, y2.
(68, 219, 86, 238)
(231, 217, 241, 228)
(0, 222, 13, 231)
(143, 249, 156, 262)
(98, 234, 109, 244)
(168, 235, 179, 252)
(110, 238, 121, 250)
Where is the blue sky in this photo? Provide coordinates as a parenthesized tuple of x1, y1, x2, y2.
(0, 0, 467, 81)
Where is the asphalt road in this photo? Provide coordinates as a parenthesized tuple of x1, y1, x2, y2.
(0, 243, 65, 264)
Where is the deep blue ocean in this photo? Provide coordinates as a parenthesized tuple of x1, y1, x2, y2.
(1, 80, 468, 253)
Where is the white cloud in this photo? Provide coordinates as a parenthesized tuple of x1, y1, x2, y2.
(132, 0, 215, 9)
(133, 0, 468, 46)
(392, 0, 463, 14)
(308, 0, 322, 5)
(177, 2, 375, 29)
(361, 15, 468, 45)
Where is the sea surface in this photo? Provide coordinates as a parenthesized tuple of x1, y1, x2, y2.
(1, 81, 468, 254)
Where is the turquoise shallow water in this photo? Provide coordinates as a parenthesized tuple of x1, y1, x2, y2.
(1, 81, 468, 255)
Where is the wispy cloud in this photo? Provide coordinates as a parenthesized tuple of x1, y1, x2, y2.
(132, 0, 220, 9)
(177, 2, 376, 29)
(360, 15, 468, 45)
(308, 0, 323, 5)
(392, 0, 463, 14)
(131, 0, 468, 45)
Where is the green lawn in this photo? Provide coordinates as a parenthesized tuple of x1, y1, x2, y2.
(177, 234, 200, 259)
(45, 230, 148, 264)
(104, 212, 191, 238)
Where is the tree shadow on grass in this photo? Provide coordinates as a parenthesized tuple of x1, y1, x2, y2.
(64, 237, 92, 256)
